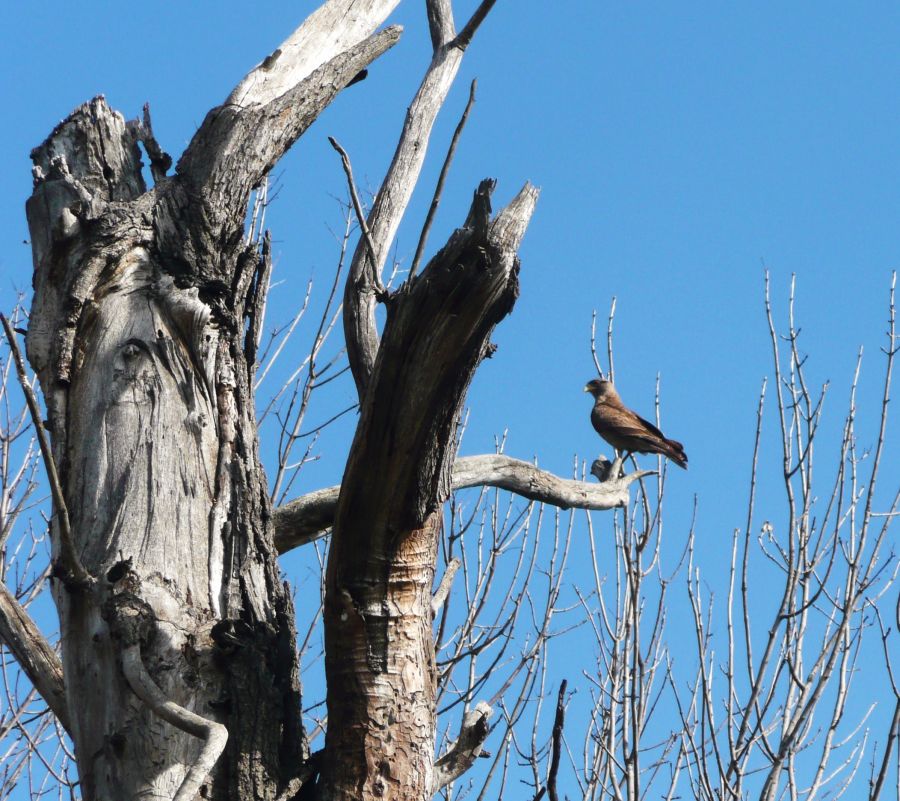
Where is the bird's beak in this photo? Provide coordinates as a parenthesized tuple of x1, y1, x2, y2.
(583, 384, 590, 392)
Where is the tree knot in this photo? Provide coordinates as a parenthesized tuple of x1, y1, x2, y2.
(102, 591, 155, 648)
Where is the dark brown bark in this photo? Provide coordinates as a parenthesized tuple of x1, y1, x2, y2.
(322, 180, 538, 801)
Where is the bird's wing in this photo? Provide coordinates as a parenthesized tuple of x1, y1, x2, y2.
(633, 413, 668, 442)
(593, 405, 665, 445)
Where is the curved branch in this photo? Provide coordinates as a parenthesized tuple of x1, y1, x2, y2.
(273, 454, 650, 554)
(121, 644, 228, 801)
(0, 582, 70, 733)
(452, 454, 650, 506)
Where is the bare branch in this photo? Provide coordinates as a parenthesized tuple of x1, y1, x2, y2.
(452, 454, 648, 508)
(0, 582, 70, 733)
(177, 25, 402, 228)
(433, 701, 493, 791)
(453, 0, 498, 50)
(274, 453, 649, 553)
(426, 0, 456, 50)
(343, 2, 500, 397)
(327, 137, 386, 296)
(546, 679, 567, 801)
(227, 0, 402, 108)
(410, 79, 477, 280)
(870, 700, 900, 800)
(0, 314, 91, 590)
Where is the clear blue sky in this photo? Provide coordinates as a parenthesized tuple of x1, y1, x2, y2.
(2, 2, 900, 798)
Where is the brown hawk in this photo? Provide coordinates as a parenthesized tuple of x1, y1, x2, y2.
(585, 378, 687, 469)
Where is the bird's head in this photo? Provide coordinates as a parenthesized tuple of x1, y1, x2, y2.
(584, 378, 614, 399)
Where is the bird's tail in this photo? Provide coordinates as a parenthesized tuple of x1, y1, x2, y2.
(665, 438, 688, 470)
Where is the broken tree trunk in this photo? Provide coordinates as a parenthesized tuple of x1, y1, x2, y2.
(322, 180, 538, 800)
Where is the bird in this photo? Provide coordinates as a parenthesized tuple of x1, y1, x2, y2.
(584, 377, 688, 470)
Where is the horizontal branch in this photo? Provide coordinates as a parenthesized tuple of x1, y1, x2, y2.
(0, 581, 70, 733)
(273, 454, 650, 553)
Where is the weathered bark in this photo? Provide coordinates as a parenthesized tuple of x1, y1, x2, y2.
(322, 181, 539, 800)
(24, 93, 299, 801)
(22, 4, 401, 797)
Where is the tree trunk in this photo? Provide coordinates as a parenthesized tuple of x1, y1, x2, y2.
(23, 9, 400, 796)
(25, 96, 302, 801)
(322, 181, 537, 800)
(17, 4, 555, 799)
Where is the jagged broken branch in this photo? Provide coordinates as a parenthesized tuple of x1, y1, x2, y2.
(432, 701, 493, 792)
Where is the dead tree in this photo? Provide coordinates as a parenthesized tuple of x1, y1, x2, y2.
(5, 2, 647, 799)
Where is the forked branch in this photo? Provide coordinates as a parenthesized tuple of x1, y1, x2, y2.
(343, 0, 501, 397)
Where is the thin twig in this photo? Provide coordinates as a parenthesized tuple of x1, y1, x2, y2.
(410, 79, 477, 280)
(0, 314, 91, 589)
(606, 297, 617, 383)
(453, 0, 498, 50)
(327, 136, 386, 297)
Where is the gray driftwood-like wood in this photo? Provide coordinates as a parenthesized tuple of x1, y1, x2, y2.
(22, 4, 400, 798)
(272, 455, 649, 552)
(343, 0, 496, 397)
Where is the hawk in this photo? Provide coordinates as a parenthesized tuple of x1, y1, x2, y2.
(585, 378, 687, 469)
